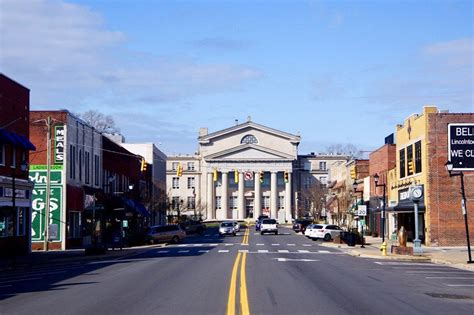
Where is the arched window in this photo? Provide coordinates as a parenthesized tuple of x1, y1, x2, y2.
(241, 134, 258, 144)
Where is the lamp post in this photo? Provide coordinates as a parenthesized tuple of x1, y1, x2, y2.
(352, 181, 364, 248)
(374, 174, 387, 243)
(445, 161, 473, 264)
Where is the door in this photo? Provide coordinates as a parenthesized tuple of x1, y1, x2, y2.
(245, 199, 254, 219)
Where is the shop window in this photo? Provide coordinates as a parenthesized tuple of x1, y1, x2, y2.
(415, 141, 422, 173)
(68, 211, 81, 238)
(0, 207, 15, 237)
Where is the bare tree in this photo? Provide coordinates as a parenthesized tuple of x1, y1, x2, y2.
(299, 176, 328, 221)
(77, 110, 120, 133)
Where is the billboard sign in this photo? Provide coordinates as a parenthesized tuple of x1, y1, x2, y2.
(448, 123, 474, 171)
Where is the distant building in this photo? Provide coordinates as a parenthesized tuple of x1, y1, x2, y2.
(0, 74, 36, 256)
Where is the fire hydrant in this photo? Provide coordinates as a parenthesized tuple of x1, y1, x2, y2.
(380, 241, 387, 256)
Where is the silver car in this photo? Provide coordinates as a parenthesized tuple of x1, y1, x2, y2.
(147, 225, 186, 244)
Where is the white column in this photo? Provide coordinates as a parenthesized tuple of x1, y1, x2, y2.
(222, 172, 228, 220)
(285, 172, 292, 222)
(238, 172, 244, 220)
(207, 172, 214, 220)
(254, 173, 261, 220)
(270, 171, 277, 219)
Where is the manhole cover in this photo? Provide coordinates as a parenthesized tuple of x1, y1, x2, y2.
(425, 293, 473, 300)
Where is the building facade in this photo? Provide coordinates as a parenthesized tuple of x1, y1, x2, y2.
(167, 119, 300, 223)
(0, 74, 36, 256)
(29, 110, 102, 250)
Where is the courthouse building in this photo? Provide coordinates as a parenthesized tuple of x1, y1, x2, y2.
(167, 119, 301, 223)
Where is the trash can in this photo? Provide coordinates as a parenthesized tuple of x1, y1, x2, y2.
(346, 232, 356, 247)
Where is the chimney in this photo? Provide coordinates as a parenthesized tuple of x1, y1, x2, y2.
(199, 128, 208, 137)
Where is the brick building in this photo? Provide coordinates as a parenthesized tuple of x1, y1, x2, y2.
(29, 110, 102, 250)
(425, 112, 474, 246)
(0, 74, 36, 256)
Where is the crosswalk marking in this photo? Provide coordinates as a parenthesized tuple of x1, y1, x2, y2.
(256, 243, 264, 246)
(302, 244, 312, 247)
(239, 250, 249, 253)
(272, 244, 280, 246)
(178, 244, 187, 247)
(287, 244, 296, 246)
(298, 250, 310, 253)
(178, 250, 190, 253)
(426, 277, 474, 279)
(278, 250, 289, 253)
(219, 250, 229, 253)
(225, 243, 234, 246)
(198, 250, 209, 253)
(318, 250, 331, 253)
(157, 250, 169, 253)
(258, 250, 269, 253)
(445, 284, 474, 287)
(275, 258, 319, 262)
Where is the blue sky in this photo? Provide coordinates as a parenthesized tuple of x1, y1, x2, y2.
(1, 0, 472, 155)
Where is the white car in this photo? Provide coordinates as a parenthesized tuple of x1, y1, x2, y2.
(307, 224, 343, 241)
(219, 222, 237, 236)
(260, 219, 278, 235)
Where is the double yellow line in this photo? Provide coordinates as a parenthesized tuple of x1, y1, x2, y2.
(227, 227, 250, 315)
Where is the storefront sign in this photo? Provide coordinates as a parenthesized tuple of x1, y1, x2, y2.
(448, 123, 474, 170)
(29, 167, 63, 242)
(54, 125, 65, 164)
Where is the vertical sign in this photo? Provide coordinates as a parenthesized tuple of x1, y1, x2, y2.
(29, 165, 63, 242)
(54, 125, 65, 164)
(448, 123, 474, 171)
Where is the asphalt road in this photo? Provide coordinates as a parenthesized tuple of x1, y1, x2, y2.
(1, 225, 473, 315)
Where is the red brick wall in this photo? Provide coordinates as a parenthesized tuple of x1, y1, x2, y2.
(0, 74, 30, 179)
(427, 113, 474, 246)
(369, 144, 396, 195)
(29, 111, 68, 165)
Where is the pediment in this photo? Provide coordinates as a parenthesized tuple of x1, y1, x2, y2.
(204, 144, 294, 161)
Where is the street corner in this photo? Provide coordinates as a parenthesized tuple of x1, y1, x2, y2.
(429, 258, 474, 272)
(347, 249, 431, 262)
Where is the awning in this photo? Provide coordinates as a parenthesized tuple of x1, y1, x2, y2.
(0, 129, 36, 151)
(123, 197, 150, 217)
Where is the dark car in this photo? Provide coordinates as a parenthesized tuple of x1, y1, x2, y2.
(255, 215, 269, 231)
(180, 221, 206, 234)
(292, 219, 313, 233)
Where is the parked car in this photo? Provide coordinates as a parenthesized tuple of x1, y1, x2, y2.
(306, 224, 343, 241)
(181, 220, 206, 234)
(292, 219, 313, 233)
(146, 225, 186, 244)
(222, 220, 240, 233)
(304, 224, 322, 238)
(255, 215, 269, 231)
(219, 221, 237, 236)
(260, 219, 278, 235)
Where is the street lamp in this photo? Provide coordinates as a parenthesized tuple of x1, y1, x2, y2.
(352, 181, 364, 248)
(445, 161, 473, 264)
(374, 174, 387, 243)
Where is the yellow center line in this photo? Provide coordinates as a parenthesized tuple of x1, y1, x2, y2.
(240, 252, 250, 315)
(227, 252, 242, 315)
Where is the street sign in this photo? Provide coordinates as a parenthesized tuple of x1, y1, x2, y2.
(357, 205, 367, 216)
(244, 172, 253, 181)
(448, 123, 474, 171)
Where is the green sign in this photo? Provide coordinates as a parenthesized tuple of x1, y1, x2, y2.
(29, 168, 63, 242)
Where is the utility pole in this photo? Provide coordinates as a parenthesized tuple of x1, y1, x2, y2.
(44, 116, 52, 251)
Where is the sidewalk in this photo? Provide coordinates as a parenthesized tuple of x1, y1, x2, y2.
(319, 235, 474, 271)
(0, 244, 164, 272)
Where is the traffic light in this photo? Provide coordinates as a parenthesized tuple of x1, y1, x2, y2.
(213, 168, 218, 182)
(259, 171, 264, 183)
(234, 170, 239, 183)
(408, 160, 414, 174)
(350, 166, 357, 179)
(176, 163, 183, 177)
(284, 171, 289, 183)
(140, 158, 147, 172)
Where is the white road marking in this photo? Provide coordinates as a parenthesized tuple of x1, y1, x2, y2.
(193, 244, 203, 247)
(302, 244, 312, 247)
(225, 243, 234, 246)
(239, 250, 249, 253)
(374, 262, 436, 266)
(177, 244, 188, 247)
(275, 258, 319, 262)
(241, 243, 249, 246)
(426, 277, 474, 279)
(218, 250, 229, 253)
(445, 284, 474, 287)
(271, 244, 280, 246)
(406, 271, 473, 274)
(209, 243, 219, 246)
(318, 250, 331, 253)
(256, 244, 265, 246)
(287, 244, 296, 246)
(258, 250, 269, 253)
(298, 250, 310, 253)
(157, 250, 170, 253)
(198, 250, 209, 253)
(278, 250, 290, 253)
(178, 250, 190, 253)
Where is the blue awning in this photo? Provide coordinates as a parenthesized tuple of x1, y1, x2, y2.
(0, 129, 36, 151)
(122, 197, 150, 217)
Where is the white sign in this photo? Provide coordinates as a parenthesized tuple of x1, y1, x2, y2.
(357, 205, 367, 216)
(48, 224, 59, 240)
(244, 172, 253, 181)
